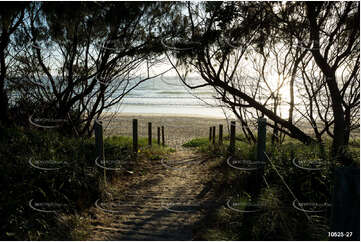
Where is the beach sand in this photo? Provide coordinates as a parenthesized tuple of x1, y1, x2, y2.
(98, 112, 234, 149)
(97, 112, 359, 149)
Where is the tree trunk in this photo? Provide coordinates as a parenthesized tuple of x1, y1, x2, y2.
(0, 88, 9, 125)
(0, 42, 9, 126)
(306, 3, 348, 160)
(327, 74, 347, 158)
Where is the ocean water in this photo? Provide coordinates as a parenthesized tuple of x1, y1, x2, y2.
(8, 75, 231, 118)
(108, 75, 295, 119)
(109, 76, 235, 118)
(9, 75, 292, 120)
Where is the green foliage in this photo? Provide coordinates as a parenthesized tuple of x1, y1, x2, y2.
(0, 126, 171, 240)
(105, 136, 173, 161)
(141, 145, 171, 161)
(184, 136, 257, 160)
(182, 137, 209, 147)
(349, 138, 360, 147)
(0, 127, 99, 240)
(193, 135, 336, 240)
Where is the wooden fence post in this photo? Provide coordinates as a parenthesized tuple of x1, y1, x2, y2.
(94, 120, 104, 161)
(219, 124, 223, 144)
(212, 126, 216, 144)
(133, 119, 138, 156)
(209, 127, 212, 142)
(161, 126, 165, 146)
(229, 121, 236, 155)
(253, 117, 267, 195)
(257, 118, 267, 163)
(157, 127, 160, 145)
(148, 122, 152, 146)
(94, 120, 106, 185)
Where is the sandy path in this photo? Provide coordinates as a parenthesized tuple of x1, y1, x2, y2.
(88, 149, 219, 240)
